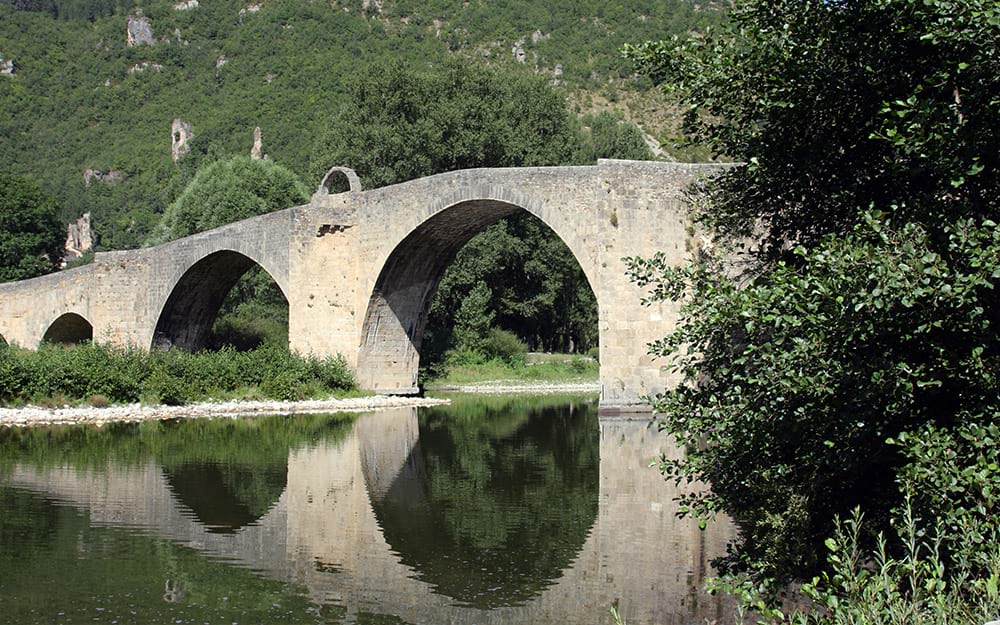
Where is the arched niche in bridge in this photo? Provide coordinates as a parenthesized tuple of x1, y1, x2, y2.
(363, 396, 600, 608)
(152, 250, 288, 351)
(358, 199, 598, 392)
(42, 312, 93, 345)
(317, 165, 362, 195)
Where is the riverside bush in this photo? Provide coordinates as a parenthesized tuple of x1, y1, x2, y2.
(481, 329, 528, 366)
(0, 343, 354, 406)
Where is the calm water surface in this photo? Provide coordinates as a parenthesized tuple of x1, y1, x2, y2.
(0, 394, 735, 625)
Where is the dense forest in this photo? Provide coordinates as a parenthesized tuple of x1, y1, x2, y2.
(0, 0, 722, 249)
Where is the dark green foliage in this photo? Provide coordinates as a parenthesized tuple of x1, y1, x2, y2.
(0, 173, 64, 282)
(481, 328, 528, 366)
(2, 0, 135, 21)
(0, 343, 354, 405)
(626, 0, 1000, 585)
(148, 156, 309, 244)
(311, 59, 582, 186)
(576, 111, 653, 163)
(427, 213, 599, 357)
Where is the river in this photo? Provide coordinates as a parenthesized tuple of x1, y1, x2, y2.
(0, 393, 735, 625)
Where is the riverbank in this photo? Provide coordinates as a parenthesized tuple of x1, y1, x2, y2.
(423, 352, 599, 388)
(426, 381, 600, 394)
(0, 395, 450, 428)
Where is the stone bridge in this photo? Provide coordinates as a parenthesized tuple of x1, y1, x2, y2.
(0, 160, 723, 409)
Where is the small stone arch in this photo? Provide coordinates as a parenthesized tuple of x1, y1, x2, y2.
(357, 196, 599, 393)
(316, 166, 362, 195)
(152, 250, 288, 351)
(42, 312, 93, 345)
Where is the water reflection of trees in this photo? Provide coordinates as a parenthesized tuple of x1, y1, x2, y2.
(368, 394, 600, 608)
(0, 413, 355, 532)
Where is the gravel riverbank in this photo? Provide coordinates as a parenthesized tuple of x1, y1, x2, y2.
(0, 395, 451, 428)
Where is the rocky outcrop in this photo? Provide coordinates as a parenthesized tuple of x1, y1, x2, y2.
(171, 119, 193, 161)
(83, 169, 125, 187)
(64, 213, 92, 262)
(512, 40, 526, 64)
(173, 0, 199, 10)
(361, 0, 383, 14)
(531, 29, 549, 43)
(239, 3, 261, 18)
(0, 55, 14, 76)
(128, 62, 163, 74)
(126, 16, 155, 47)
(250, 126, 265, 160)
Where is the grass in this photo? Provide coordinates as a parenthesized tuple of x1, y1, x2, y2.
(423, 352, 599, 387)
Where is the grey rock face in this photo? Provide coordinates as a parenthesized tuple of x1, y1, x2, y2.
(171, 119, 193, 161)
(127, 16, 155, 47)
(83, 169, 125, 186)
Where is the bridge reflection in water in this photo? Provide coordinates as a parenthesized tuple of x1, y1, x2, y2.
(4, 400, 735, 625)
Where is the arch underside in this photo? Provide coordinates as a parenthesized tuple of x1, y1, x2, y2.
(358, 199, 589, 393)
(42, 312, 93, 345)
(153, 251, 283, 351)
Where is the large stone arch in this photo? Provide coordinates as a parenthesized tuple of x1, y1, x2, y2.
(152, 249, 288, 351)
(41, 312, 94, 345)
(357, 191, 599, 393)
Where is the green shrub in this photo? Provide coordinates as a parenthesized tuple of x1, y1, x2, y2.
(144, 368, 192, 406)
(0, 344, 355, 407)
(260, 370, 307, 402)
(727, 505, 1000, 625)
(481, 328, 528, 366)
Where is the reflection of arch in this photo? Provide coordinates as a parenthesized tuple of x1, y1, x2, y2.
(363, 400, 600, 608)
(317, 166, 362, 195)
(164, 462, 287, 534)
(358, 198, 598, 391)
(42, 312, 93, 344)
(152, 250, 287, 351)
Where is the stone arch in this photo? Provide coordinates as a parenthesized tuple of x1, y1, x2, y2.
(358, 195, 598, 393)
(317, 166, 362, 195)
(42, 312, 93, 345)
(152, 250, 288, 351)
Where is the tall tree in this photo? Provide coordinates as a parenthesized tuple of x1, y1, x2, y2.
(0, 173, 64, 282)
(625, 0, 1000, 582)
(148, 156, 309, 245)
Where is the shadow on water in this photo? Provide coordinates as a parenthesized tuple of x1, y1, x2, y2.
(366, 394, 600, 608)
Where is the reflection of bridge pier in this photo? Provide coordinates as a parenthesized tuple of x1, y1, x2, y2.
(7, 409, 735, 625)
